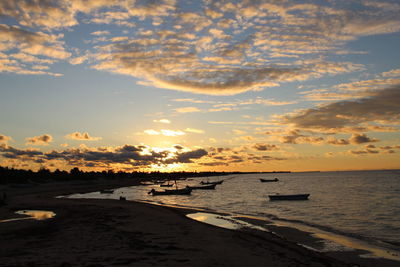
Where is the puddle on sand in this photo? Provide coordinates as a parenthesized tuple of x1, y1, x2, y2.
(187, 212, 266, 231)
(0, 210, 56, 223)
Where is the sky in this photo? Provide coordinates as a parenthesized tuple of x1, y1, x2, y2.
(0, 0, 399, 172)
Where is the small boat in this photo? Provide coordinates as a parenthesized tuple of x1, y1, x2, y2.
(268, 194, 310, 201)
(148, 187, 192, 196)
(260, 178, 279, 182)
(100, 189, 114, 194)
(160, 183, 174, 187)
(188, 184, 217, 190)
(200, 180, 224, 185)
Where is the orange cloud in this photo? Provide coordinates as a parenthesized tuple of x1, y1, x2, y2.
(0, 134, 12, 143)
(65, 132, 102, 141)
(26, 134, 53, 145)
(174, 107, 201, 113)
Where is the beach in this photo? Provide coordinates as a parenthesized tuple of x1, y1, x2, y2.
(0, 179, 395, 266)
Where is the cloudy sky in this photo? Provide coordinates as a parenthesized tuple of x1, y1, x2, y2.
(1, 0, 399, 172)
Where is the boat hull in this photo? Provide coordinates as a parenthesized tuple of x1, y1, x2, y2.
(149, 188, 192, 196)
(260, 178, 279, 182)
(200, 180, 224, 185)
(268, 194, 310, 201)
(160, 184, 173, 187)
(188, 184, 216, 190)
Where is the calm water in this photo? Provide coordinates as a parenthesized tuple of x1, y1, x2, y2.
(68, 170, 400, 255)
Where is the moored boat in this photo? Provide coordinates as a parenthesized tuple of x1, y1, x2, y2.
(148, 187, 192, 196)
(160, 183, 174, 187)
(268, 194, 310, 201)
(188, 184, 217, 190)
(200, 180, 224, 185)
(260, 178, 279, 182)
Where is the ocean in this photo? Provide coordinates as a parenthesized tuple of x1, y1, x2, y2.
(68, 170, 400, 261)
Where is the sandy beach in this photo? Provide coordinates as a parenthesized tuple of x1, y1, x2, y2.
(0, 180, 396, 267)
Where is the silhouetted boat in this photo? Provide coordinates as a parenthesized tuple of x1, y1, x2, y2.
(260, 178, 279, 182)
(200, 180, 224, 185)
(268, 194, 310, 201)
(100, 189, 114, 194)
(160, 183, 174, 187)
(148, 187, 192, 196)
(188, 184, 217, 190)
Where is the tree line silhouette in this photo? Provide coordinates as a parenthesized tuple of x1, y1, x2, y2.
(0, 166, 240, 185)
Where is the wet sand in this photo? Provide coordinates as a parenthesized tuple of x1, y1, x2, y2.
(0, 180, 396, 266)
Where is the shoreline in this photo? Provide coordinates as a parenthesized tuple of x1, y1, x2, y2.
(0, 179, 398, 266)
(137, 200, 400, 266)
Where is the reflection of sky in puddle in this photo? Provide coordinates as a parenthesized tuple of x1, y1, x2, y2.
(273, 220, 400, 262)
(16, 210, 56, 220)
(0, 210, 55, 223)
(187, 212, 266, 231)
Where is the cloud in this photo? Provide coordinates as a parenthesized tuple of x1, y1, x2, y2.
(0, 134, 12, 143)
(160, 129, 185, 137)
(86, 0, 400, 95)
(166, 149, 208, 164)
(349, 133, 379, 144)
(69, 55, 88, 65)
(277, 129, 384, 146)
(301, 69, 400, 102)
(91, 31, 110, 36)
(0, 24, 69, 75)
(173, 98, 214, 104)
(279, 130, 324, 145)
(0, 24, 70, 59)
(2, 1, 399, 93)
(0, 143, 209, 169)
(326, 137, 350, 146)
(144, 129, 185, 137)
(25, 134, 53, 145)
(153, 119, 171, 124)
(381, 69, 400, 78)
(208, 107, 234, 112)
(0, 144, 43, 158)
(174, 107, 201, 113)
(144, 129, 160, 136)
(232, 129, 247, 135)
(205, 145, 288, 166)
(252, 143, 279, 151)
(185, 128, 204, 134)
(284, 85, 400, 133)
(0, 1, 78, 29)
(347, 145, 382, 155)
(65, 132, 102, 141)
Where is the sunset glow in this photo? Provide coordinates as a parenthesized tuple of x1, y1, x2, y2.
(0, 0, 399, 172)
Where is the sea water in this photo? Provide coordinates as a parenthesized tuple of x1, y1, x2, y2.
(68, 170, 400, 258)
